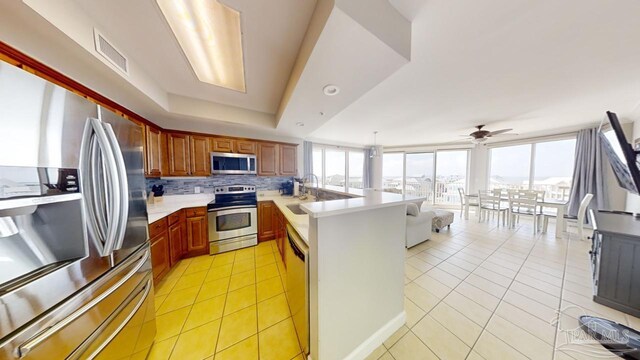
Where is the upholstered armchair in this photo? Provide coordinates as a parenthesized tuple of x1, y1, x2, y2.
(406, 202, 435, 248)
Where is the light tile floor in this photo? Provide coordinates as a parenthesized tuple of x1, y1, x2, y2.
(148, 212, 640, 360)
(149, 240, 305, 360)
(368, 210, 640, 360)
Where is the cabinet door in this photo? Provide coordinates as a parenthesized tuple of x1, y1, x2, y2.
(150, 232, 170, 281)
(190, 135, 211, 176)
(168, 222, 183, 266)
(258, 143, 278, 176)
(258, 201, 276, 241)
(186, 215, 208, 256)
(168, 133, 191, 176)
(236, 140, 256, 154)
(279, 144, 297, 176)
(145, 125, 163, 177)
(210, 137, 235, 153)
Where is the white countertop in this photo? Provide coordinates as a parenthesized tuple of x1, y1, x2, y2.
(146, 190, 423, 243)
(147, 194, 214, 223)
(300, 190, 425, 218)
(257, 191, 311, 244)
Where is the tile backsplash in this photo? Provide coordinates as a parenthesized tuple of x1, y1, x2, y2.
(146, 175, 293, 195)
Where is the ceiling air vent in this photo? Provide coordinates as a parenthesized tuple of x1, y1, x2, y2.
(93, 29, 129, 75)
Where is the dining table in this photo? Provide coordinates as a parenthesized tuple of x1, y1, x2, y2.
(463, 194, 569, 238)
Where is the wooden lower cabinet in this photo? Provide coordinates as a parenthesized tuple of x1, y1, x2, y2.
(274, 207, 287, 262)
(168, 221, 184, 267)
(150, 231, 170, 282)
(258, 201, 276, 241)
(150, 208, 206, 281)
(186, 207, 209, 256)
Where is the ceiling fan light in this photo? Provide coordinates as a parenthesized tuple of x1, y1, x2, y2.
(471, 137, 487, 144)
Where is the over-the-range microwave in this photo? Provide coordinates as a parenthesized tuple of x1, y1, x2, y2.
(210, 152, 257, 175)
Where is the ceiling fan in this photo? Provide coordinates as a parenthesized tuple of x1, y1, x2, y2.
(462, 125, 516, 144)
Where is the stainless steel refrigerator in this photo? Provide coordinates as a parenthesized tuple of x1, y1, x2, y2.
(0, 62, 155, 359)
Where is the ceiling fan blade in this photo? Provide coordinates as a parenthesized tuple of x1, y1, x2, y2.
(487, 128, 513, 136)
(492, 132, 519, 136)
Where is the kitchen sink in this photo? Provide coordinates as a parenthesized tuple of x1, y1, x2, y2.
(286, 204, 308, 215)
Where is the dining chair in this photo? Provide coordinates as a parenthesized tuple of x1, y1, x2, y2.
(543, 193, 593, 239)
(478, 191, 507, 226)
(458, 187, 478, 218)
(508, 195, 540, 234)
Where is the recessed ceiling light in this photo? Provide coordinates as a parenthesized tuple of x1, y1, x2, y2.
(296, 122, 305, 127)
(157, 0, 246, 92)
(323, 85, 340, 96)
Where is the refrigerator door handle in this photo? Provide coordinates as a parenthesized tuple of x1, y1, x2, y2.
(16, 249, 150, 358)
(102, 122, 129, 252)
(80, 118, 122, 256)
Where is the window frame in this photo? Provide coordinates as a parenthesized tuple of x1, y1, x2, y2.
(312, 144, 366, 194)
(487, 135, 577, 194)
(382, 149, 471, 205)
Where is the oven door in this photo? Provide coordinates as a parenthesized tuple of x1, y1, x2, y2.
(208, 206, 257, 241)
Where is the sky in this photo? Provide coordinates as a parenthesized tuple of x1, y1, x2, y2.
(490, 139, 576, 179)
(383, 150, 468, 178)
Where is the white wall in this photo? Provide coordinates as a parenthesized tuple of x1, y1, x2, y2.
(626, 119, 640, 213)
(468, 145, 489, 193)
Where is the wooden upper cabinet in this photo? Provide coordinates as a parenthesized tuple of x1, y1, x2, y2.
(257, 142, 297, 176)
(145, 125, 163, 177)
(236, 140, 256, 154)
(167, 133, 190, 176)
(258, 143, 278, 176)
(279, 144, 297, 176)
(210, 137, 235, 153)
(190, 135, 211, 176)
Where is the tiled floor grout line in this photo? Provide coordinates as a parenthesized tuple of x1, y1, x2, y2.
(395, 222, 520, 358)
(460, 226, 544, 360)
(551, 232, 571, 360)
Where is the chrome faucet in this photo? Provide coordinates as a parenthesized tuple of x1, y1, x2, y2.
(300, 173, 320, 201)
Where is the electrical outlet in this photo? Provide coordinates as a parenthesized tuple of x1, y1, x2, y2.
(194, 186, 201, 194)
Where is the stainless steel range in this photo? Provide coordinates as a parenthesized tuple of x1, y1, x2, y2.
(207, 185, 258, 254)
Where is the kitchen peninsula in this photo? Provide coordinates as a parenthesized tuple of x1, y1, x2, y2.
(147, 189, 423, 360)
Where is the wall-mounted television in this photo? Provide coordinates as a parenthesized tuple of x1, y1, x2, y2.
(599, 111, 640, 195)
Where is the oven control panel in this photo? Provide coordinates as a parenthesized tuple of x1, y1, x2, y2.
(214, 185, 256, 194)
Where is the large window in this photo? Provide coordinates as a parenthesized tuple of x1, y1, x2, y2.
(489, 144, 531, 190)
(312, 145, 365, 194)
(489, 138, 577, 200)
(435, 150, 468, 205)
(533, 139, 576, 200)
(325, 149, 346, 191)
(348, 151, 364, 191)
(313, 148, 324, 187)
(383, 150, 469, 206)
(383, 153, 404, 194)
(405, 153, 434, 201)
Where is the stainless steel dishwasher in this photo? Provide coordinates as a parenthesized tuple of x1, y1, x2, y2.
(285, 224, 309, 356)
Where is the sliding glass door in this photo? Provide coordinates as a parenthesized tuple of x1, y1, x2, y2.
(435, 150, 468, 205)
(383, 150, 469, 206)
(405, 153, 435, 201)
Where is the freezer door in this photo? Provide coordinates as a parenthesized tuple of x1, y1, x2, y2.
(71, 275, 156, 360)
(0, 62, 98, 168)
(0, 245, 153, 359)
(96, 106, 148, 265)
